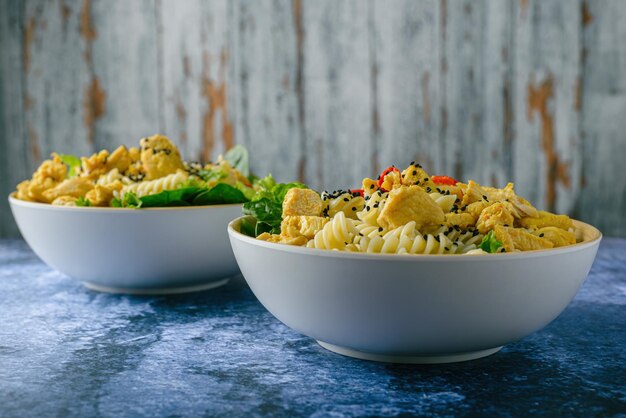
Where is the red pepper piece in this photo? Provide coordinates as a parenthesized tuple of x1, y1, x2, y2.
(350, 189, 364, 197)
(431, 175, 458, 186)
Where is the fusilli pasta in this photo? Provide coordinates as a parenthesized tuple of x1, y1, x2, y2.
(322, 191, 365, 219)
(120, 170, 189, 198)
(307, 212, 358, 251)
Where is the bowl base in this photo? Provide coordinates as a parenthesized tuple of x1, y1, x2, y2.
(82, 278, 230, 295)
(317, 341, 503, 364)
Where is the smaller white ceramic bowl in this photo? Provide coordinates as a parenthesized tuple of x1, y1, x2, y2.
(9, 195, 242, 294)
(228, 216, 602, 364)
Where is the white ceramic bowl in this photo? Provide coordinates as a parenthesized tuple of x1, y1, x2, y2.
(9, 195, 242, 294)
(228, 216, 602, 364)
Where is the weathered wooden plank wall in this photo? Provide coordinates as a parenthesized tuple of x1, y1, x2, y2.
(1, 0, 625, 238)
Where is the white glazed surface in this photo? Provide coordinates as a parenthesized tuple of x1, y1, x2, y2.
(228, 216, 601, 361)
(10, 196, 242, 293)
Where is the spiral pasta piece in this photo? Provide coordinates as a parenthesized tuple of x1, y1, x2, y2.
(356, 190, 388, 226)
(120, 170, 189, 198)
(322, 191, 365, 219)
(96, 168, 124, 186)
(354, 220, 482, 255)
(307, 211, 357, 251)
(429, 192, 458, 213)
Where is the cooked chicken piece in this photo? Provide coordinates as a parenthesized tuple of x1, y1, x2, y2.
(140, 134, 185, 180)
(476, 202, 515, 234)
(445, 212, 476, 228)
(80, 150, 110, 181)
(42, 177, 94, 202)
(85, 185, 115, 207)
(482, 183, 538, 218)
(36, 154, 68, 182)
(362, 178, 379, 195)
(377, 185, 445, 230)
(437, 184, 464, 201)
(465, 200, 490, 220)
(459, 180, 485, 207)
(401, 165, 430, 187)
(257, 232, 307, 246)
(281, 216, 329, 239)
(532, 227, 576, 247)
(380, 170, 402, 191)
(128, 147, 141, 162)
(493, 225, 554, 252)
(282, 188, 323, 217)
(106, 146, 133, 174)
(518, 210, 573, 231)
(14, 181, 34, 201)
(16, 154, 68, 202)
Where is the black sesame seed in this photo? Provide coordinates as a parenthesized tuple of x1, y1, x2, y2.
(352, 207, 357, 211)
(378, 227, 383, 232)
(412, 170, 417, 176)
(369, 184, 374, 189)
(539, 233, 544, 237)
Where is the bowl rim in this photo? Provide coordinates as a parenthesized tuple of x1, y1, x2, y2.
(228, 215, 602, 262)
(8, 194, 243, 212)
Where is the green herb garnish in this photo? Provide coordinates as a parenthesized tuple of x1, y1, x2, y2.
(75, 196, 91, 207)
(480, 230, 503, 253)
(111, 191, 142, 208)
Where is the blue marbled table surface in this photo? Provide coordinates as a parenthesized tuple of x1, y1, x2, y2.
(0, 238, 625, 418)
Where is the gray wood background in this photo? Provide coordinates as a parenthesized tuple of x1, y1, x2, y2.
(1, 0, 625, 238)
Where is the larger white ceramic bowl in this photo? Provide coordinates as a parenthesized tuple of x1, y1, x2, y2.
(228, 216, 602, 364)
(9, 195, 242, 294)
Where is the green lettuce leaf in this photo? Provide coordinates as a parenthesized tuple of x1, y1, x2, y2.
(114, 184, 248, 208)
(59, 154, 81, 178)
(242, 198, 283, 234)
(111, 191, 142, 208)
(192, 183, 248, 205)
(224, 145, 249, 178)
(480, 230, 503, 253)
(139, 188, 203, 207)
(235, 181, 256, 201)
(255, 174, 277, 191)
(241, 175, 310, 236)
(239, 218, 257, 237)
(75, 196, 91, 207)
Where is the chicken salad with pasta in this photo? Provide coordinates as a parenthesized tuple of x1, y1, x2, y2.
(242, 163, 580, 255)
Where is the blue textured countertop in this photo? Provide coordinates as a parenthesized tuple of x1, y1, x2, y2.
(1, 239, 625, 417)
